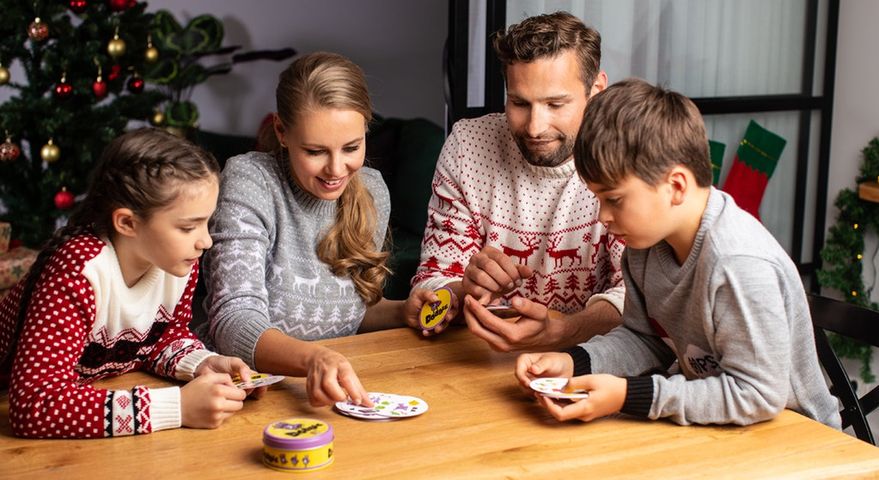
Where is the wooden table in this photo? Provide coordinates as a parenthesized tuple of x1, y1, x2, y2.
(2, 327, 879, 479)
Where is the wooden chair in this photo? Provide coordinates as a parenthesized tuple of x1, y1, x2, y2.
(808, 294, 879, 445)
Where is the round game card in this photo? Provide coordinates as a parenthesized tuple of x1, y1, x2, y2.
(529, 377, 590, 400)
(335, 392, 429, 420)
(419, 287, 452, 331)
(234, 373, 285, 389)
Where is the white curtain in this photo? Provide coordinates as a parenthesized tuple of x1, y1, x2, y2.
(500, 0, 816, 259)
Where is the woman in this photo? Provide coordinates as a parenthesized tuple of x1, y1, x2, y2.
(202, 52, 452, 407)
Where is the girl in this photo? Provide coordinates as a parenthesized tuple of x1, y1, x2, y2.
(202, 52, 455, 408)
(0, 128, 260, 439)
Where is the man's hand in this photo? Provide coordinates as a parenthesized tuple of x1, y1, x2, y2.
(463, 295, 568, 352)
(462, 246, 533, 302)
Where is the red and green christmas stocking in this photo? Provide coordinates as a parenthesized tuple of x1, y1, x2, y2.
(721, 120, 787, 220)
(709, 140, 726, 186)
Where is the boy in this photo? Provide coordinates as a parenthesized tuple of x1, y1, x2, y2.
(514, 78, 840, 428)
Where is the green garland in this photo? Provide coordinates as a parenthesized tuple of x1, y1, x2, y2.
(817, 137, 879, 383)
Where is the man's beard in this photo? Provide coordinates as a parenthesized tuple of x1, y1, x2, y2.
(514, 133, 574, 168)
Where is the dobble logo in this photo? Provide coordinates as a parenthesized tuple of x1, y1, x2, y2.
(419, 288, 452, 331)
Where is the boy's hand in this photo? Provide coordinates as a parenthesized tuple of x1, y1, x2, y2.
(306, 346, 374, 408)
(181, 372, 247, 429)
(463, 295, 566, 352)
(196, 354, 266, 399)
(536, 374, 627, 422)
(514, 351, 574, 390)
(403, 288, 459, 336)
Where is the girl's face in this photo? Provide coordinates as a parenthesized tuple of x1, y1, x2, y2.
(274, 108, 367, 201)
(123, 177, 219, 281)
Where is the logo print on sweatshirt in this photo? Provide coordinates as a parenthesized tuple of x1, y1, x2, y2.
(683, 344, 721, 378)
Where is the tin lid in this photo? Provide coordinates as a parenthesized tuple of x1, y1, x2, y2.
(263, 418, 334, 450)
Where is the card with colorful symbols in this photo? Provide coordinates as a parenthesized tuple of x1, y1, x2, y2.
(334, 392, 428, 420)
(233, 373, 285, 389)
(529, 377, 590, 400)
(419, 287, 453, 331)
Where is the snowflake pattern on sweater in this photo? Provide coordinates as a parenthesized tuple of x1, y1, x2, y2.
(413, 114, 625, 313)
(0, 234, 212, 438)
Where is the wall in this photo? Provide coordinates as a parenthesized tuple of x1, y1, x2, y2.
(829, 0, 879, 438)
(147, 0, 448, 136)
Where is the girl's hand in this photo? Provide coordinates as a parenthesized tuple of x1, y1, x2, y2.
(306, 346, 373, 408)
(403, 288, 459, 336)
(536, 374, 627, 422)
(196, 355, 267, 399)
(180, 372, 247, 428)
(515, 351, 574, 390)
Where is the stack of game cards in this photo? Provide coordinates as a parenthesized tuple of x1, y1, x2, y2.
(334, 392, 429, 421)
(234, 373, 286, 389)
(529, 377, 590, 400)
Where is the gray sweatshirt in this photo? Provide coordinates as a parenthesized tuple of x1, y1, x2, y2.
(201, 151, 390, 367)
(566, 188, 840, 428)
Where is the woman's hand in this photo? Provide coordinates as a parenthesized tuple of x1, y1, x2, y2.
(305, 346, 373, 408)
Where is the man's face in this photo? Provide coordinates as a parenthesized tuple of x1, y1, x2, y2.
(505, 50, 604, 167)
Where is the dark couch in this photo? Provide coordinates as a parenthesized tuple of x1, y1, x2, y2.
(194, 115, 444, 300)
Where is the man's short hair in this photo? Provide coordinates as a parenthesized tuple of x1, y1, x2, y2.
(574, 78, 712, 188)
(492, 11, 601, 88)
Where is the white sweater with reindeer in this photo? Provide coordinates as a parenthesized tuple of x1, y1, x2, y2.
(201, 151, 390, 367)
(413, 113, 625, 314)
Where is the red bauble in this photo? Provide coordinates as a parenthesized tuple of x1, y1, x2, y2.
(0, 139, 21, 162)
(54, 81, 73, 99)
(127, 76, 144, 93)
(107, 64, 122, 81)
(108, 0, 136, 12)
(54, 188, 75, 210)
(69, 0, 88, 13)
(93, 78, 107, 99)
(28, 18, 49, 42)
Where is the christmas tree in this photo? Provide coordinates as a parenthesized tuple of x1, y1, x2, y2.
(0, 0, 164, 247)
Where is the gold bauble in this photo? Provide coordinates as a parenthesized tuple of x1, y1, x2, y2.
(150, 110, 165, 126)
(0, 66, 9, 85)
(41, 139, 61, 163)
(145, 46, 159, 63)
(107, 36, 127, 59)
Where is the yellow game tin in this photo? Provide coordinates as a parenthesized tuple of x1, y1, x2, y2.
(262, 418, 334, 473)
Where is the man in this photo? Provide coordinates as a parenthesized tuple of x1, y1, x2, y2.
(412, 12, 624, 352)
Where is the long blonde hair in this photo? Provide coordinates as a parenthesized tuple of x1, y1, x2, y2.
(258, 52, 389, 305)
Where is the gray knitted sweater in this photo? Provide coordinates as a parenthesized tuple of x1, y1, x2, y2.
(566, 188, 840, 428)
(201, 151, 390, 367)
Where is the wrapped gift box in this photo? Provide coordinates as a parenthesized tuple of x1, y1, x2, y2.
(0, 247, 38, 289)
(0, 222, 9, 253)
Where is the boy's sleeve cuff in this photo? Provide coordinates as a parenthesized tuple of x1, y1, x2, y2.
(621, 376, 654, 418)
(562, 346, 592, 376)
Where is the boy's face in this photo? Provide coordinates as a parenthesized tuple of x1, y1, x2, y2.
(587, 175, 674, 250)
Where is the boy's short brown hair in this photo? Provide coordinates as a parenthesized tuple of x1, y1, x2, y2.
(574, 78, 712, 188)
(493, 11, 601, 88)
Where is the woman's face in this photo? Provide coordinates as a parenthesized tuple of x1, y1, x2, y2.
(274, 108, 367, 201)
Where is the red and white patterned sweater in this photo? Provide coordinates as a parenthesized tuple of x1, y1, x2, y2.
(0, 234, 215, 438)
(413, 113, 625, 314)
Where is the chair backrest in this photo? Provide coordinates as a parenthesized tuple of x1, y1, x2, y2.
(808, 294, 879, 445)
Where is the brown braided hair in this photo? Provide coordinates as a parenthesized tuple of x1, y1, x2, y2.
(1, 128, 220, 371)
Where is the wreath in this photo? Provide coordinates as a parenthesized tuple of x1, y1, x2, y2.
(817, 137, 879, 382)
